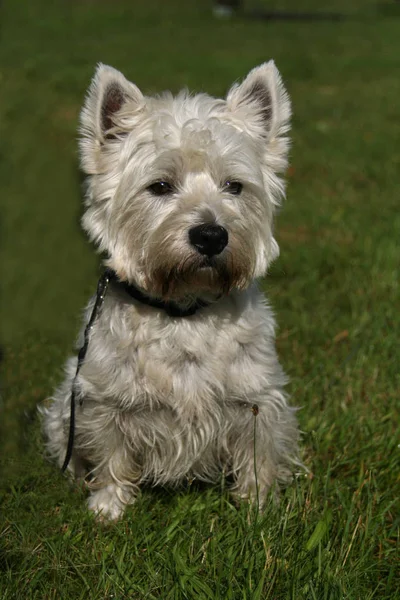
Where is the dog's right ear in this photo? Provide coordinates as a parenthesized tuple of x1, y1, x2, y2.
(80, 64, 144, 174)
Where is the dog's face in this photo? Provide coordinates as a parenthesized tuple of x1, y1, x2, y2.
(80, 63, 291, 300)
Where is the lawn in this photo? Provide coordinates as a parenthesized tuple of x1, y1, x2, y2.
(1, 0, 399, 598)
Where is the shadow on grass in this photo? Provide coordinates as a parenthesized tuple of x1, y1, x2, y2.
(244, 9, 346, 21)
(238, 2, 400, 22)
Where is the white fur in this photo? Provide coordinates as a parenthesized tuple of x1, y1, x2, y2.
(40, 62, 299, 520)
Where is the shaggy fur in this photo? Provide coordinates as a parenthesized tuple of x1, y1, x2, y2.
(40, 61, 300, 520)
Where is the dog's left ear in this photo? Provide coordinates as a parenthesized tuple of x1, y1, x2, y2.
(226, 61, 291, 167)
(80, 64, 144, 174)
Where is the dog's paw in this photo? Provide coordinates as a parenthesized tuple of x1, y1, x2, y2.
(87, 484, 132, 521)
(231, 480, 277, 510)
(231, 487, 267, 510)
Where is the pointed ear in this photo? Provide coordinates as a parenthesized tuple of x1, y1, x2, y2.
(79, 64, 144, 173)
(226, 61, 291, 145)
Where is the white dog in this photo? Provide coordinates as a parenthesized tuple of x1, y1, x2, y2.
(41, 61, 300, 520)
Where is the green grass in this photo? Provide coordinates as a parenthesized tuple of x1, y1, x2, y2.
(1, 0, 399, 598)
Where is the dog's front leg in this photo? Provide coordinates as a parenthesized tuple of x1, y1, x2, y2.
(229, 396, 298, 507)
(86, 444, 140, 521)
(230, 425, 277, 507)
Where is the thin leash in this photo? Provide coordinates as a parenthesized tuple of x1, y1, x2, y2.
(61, 268, 114, 472)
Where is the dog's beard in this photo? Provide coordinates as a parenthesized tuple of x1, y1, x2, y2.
(147, 250, 252, 300)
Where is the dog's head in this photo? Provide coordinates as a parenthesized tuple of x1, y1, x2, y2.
(80, 63, 291, 300)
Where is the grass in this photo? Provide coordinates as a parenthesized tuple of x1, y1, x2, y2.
(1, 0, 399, 597)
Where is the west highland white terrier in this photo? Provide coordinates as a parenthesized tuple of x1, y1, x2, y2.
(41, 61, 300, 520)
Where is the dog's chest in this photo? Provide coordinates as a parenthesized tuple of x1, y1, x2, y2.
(126, 311, 236, 410)
(135, 305, 270, 407)
(84, 294, 273, 416)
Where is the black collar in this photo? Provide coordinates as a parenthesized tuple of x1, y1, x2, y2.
(112, 272, 210, 317)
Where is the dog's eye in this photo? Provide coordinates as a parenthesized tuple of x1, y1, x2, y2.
(148, 181, 174, 196)
(224, 181, 243, 195)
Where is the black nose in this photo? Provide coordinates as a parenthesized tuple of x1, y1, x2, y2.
(189, 224, 228, 257)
